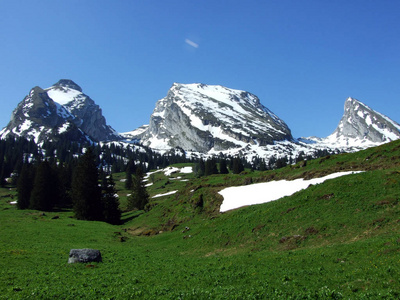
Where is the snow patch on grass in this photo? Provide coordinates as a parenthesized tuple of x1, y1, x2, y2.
(219, 171, 363, 212)
(152, 190, 178, 198)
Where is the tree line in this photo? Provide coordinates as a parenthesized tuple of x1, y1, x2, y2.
(16, 148, 121, 224)
(194, 157, 245, 176)
(1, 136, 343, 224)
(15, 146, 151, 224)
(0, 136, 342, 188)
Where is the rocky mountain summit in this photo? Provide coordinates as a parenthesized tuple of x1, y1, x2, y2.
(0, 80, 120, 143)
(1, 80, 399, 163)
(328, 97, 400, 144)
(125, 85, 400, 160)
(46, 80, 120, 142)
(125, 83, 293, 152)
(0, 85, 88, 143)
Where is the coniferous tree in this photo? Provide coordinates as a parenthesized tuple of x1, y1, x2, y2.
(125, 167, 133, 190)
(72, 148, 103, 221)
(0, 168, 5, 187)
(276, 156, 288, 169)
(30, 161, 59, 211)
(219, 158, 229, 174)
(56, 162, 72, 208)
(296, 151, 305, 163)
(101, 174, 121, 224)
(16, 163, 35, 209)
(205, 159, 212, 176)
(127, 167, 149, 211)
(0, 150, 5, 187)
(195, 158, 205, 177)
(205, 159, 219, 176)
(259, 158, 267, 171)
(232, 157, 244, 174)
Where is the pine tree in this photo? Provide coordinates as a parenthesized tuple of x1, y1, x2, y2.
(0, 150, 5, 187)
(276, 156, 288, 169)
(30, 161, 59, 211)
(205, 159, 219, 176)
(232, 157, 244, 174)
(195, 158, 205, 177)
(127, 167, 149, 211)
(125, 167, 133, 190)
(72, 148, 103, 221)
(259, 158, 267, 171)
(57, 162, 73, 208)
(16, 163, 34, 209)
(0, 165, 6, 187)
(219, 158, 229, 174)
(101, 174, 121, 225)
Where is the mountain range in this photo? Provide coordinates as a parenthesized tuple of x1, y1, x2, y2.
(1, 79, 400, 161)
(0, 80, 120, 144)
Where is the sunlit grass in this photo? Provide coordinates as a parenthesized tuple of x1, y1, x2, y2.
(1, 141, 400, 298)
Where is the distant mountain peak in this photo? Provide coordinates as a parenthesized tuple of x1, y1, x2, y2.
(0, 80, 121, 143)
(52, 79, 82, 92)
(329, 97, 400, 143)
(132, 83, 293, 153)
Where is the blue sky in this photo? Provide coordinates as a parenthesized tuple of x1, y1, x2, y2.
(1, 0, 399, 138)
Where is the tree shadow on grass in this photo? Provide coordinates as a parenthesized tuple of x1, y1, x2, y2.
(120, 210, 143, 224)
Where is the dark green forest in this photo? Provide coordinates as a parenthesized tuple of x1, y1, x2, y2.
(0, 136, 339, 224)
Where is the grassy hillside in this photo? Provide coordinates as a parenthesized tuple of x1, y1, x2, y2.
(1, 141, 400, 298)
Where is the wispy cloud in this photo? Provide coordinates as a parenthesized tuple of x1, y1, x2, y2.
(185, 39, 199, 48)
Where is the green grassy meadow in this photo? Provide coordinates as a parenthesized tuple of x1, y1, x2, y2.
(1, 141, 400, 299)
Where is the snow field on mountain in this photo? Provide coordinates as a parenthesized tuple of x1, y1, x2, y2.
(58, 122, 70, 134)
(46, 88, 81, 105)
(174, 84, 282, 137)
(372, 124, 400, 141)
(219, 171, 362, 212)
(19, 120, 33, 132)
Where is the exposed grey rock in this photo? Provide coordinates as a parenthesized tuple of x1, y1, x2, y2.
(53, 79, 82, 92)
(135, 83, 293, 152)
(68, 248, 102, 264)
(0, 86, 90, 143)
(331, 97, 400, 143)
(0, 79, 121, 143)
(47, 80, 121, 142)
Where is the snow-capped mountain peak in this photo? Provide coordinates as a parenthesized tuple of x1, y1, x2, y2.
(0, 80, 121, 143)
(46, 80, 83, 106)
(54, 79, 83, 92)
(329, 96, 400, 143)
(44, 80, 121, 142)
(2, 80, 400, 164)
(135, 83, 293, 153)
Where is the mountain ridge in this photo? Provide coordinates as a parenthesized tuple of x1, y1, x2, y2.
(1, 80, 400, 162)
(0, 80, 121, 143)
(124, 83, 400, 161)
(135, 83, 293, 153)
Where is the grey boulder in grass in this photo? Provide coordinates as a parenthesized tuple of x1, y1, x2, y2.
(68, 248, 102, 263)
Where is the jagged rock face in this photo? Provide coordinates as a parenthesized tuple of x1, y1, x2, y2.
(139, 83, 293, 152)
(0, 79, 120, 144)
(330, 97, 400, 143)
(0, 86, 88, 143)
(46, 80, 120, 142)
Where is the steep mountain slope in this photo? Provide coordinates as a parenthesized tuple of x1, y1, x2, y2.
(328, 97, 400, 143)
(127, 83, 293, 152)
(0, 80, 120, 143)
(123, 85, 400, 162)
(1, 80, 399, 163)
(303, 97, 400, 151)
(45, 80, 120, 142)
(0, 86, 90, 143)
